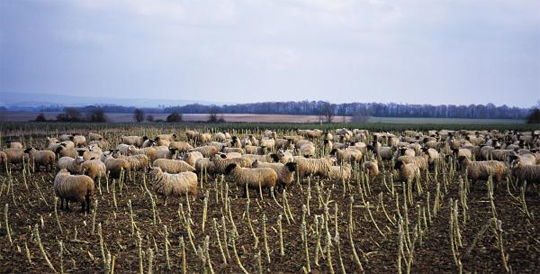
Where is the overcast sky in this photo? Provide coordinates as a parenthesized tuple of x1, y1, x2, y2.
(1, 0, 539, 107)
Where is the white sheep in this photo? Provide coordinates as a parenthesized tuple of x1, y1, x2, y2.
(153, 159, 196, 173)
(54, 169, 95, 213)
(149, 167, 198, 204)
(225, 163, 278, 197)
(252, 160, 297, 189)
(24, 148, 56, 171)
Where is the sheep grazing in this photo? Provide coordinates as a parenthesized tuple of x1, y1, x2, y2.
(153, 159, 196, 173)
(129, 146, 158, 162)
(189, 146, 218, 158)
(458, 156, 506, 188)
(81, 159, 107, 181)
(212, 154, 253, 174)
(183, 151, 204, 167)
(55, 145, 78, 158)
(328, 164, 352, 181)
(54, 169, 94, 213)
(70, 135, 87, 147)
(397, 155, 429, 172)
(24, 148, 56, 171)
(225, 163, 278, 197)
(88, 132, 103, 141)
(298, 143, 316, 158)
(294, 156, 333, 178)
(148, 167, 198, 204)
(252, 160, 297, 189)
(510, 157, 540, 186)
(7, 141, 23, 149)
(363, 160, 380, 179)
(275, 149, 294, 163)
(121, 135, 148, 147)
(394, 160, 419, 184)
(195, 158, 216, 174)
(117, 154, 149, 171)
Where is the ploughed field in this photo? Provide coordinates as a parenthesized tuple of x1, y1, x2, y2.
(0, 125, 539, 273)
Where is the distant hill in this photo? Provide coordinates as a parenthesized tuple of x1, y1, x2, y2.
(0, 91, 224, 110)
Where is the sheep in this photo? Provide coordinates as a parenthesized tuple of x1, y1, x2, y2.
(331, 148, 363, 164)
(59, 134, 73, 141)
(121, 135, 148, 147)
(155, 147, 178, 160)
(275, 149, 294, 163)
(245, 145, 264, 155)
(183, 151, 204, 167)
(490, 149, 515, 162)
(223, 147, 244, 155)
(298, 143, 316, 158)
(264, 130, 277, 139)
(225, 152, 243, 159)
(54, 169, 94, 212)
(252, 160, 297, 189)
(371, 146, 394, 160)
(458, 156, 506, 188)
(81, 159, 107, 181)
(24, 148, 56, 171)
(421, 147, 440, 168)
(102, 154, 131, 180)
(215, 132, 227, 142)
(195, 158, 216, 174)
(393, 147, 415, 162)
(60, 141, 75, 149)
(190, 146, 218, 158)
(70, 135, 87, 147)
(88, 132, 103, 141)
(242, 154, 275, 163)
(128, 146, 158, 162)
(295, 140, 312, 149)
(363, 159, 380, 180)
(260, 137, 276, 151)
(149, 167, 198, 204)
(294, 156, 333, 178)
(323, 140, 333, 154)
(212, 154, 253, 174)
(157, 133, 177, 142)
(55, 145, 78, 158)
(275, 139, 290, 150)
(58, 156, 84, 173)
(117, 144, 132, 155)
(225, 163, 278, 197)
(6, 141, 23, 149)
(510, 153, 537, 166)
(225, 136, 242, 149)
(394, 160, 419, 184)
(453, 148, 472, 160)
(46, 137, 61, 151)
(153, 159, 196, 173)
(397, 155, 429, 172)
(154, 137, 171, 147)
(117, 154, 149, 171)
(3, 148, 29, 167)
(169, 141, 193, 153)
(200, 133, 212, 144)
(510, 157, 540, 186)
(328, 163, 352, 181)
(185, 130, 200, 142)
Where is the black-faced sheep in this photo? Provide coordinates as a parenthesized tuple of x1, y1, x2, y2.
(54, 169, 94, 213)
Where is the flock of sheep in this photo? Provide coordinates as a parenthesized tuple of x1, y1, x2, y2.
(1, 128, 539, 213)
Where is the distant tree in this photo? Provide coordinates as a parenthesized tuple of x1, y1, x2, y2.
(88, 109, 107, 122)
(208, 106, 219, 123)
(134, 109, 144, 122)
(35, 113, 46, 122)
(320, 102, 334, 124)
(527, 108, 540, 124)
(166, 112, 183, 122)
(146, 115, 154, 122)
(57, 108, 82, 122)
(352, 109, 369, 123)
(217, 115, 226, 123)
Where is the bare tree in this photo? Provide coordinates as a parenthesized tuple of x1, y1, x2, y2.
(320, 102, 334, 124)
(134, 109, 144, 123)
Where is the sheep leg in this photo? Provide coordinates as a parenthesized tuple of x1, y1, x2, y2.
(59, 198, 64, 210)
(65, 200, 70, 211)
(85, 193, 91, 213)
(243, 184, 249, 198)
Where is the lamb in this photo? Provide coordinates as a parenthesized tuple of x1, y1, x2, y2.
(153, 159, 196, 173)
(294, 156, 333, 178)
(183, 151, 204, 167)
(81, 159, 107, 181)
(190, 146, 218, 158)
(225, 163, 278, 197)
(54, 169, 94, 212)
(58, 156, 84, 173)
(6, 141, 23, 149)
(363, 159, 379, 180)
(252, 160, 297, 188)
(24, 148, 56, 171)
(394, 160, 419, 184)
(328, 164, 352, 181)
(88, 132, 103, 141)
(458, 156, 506, 187)
(510, 157, 540, 185)
(149, 167, 198, 204)
(212, 154, 253, 174)
(121, 135, 148, 147)
(169, 141, 193, 153)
